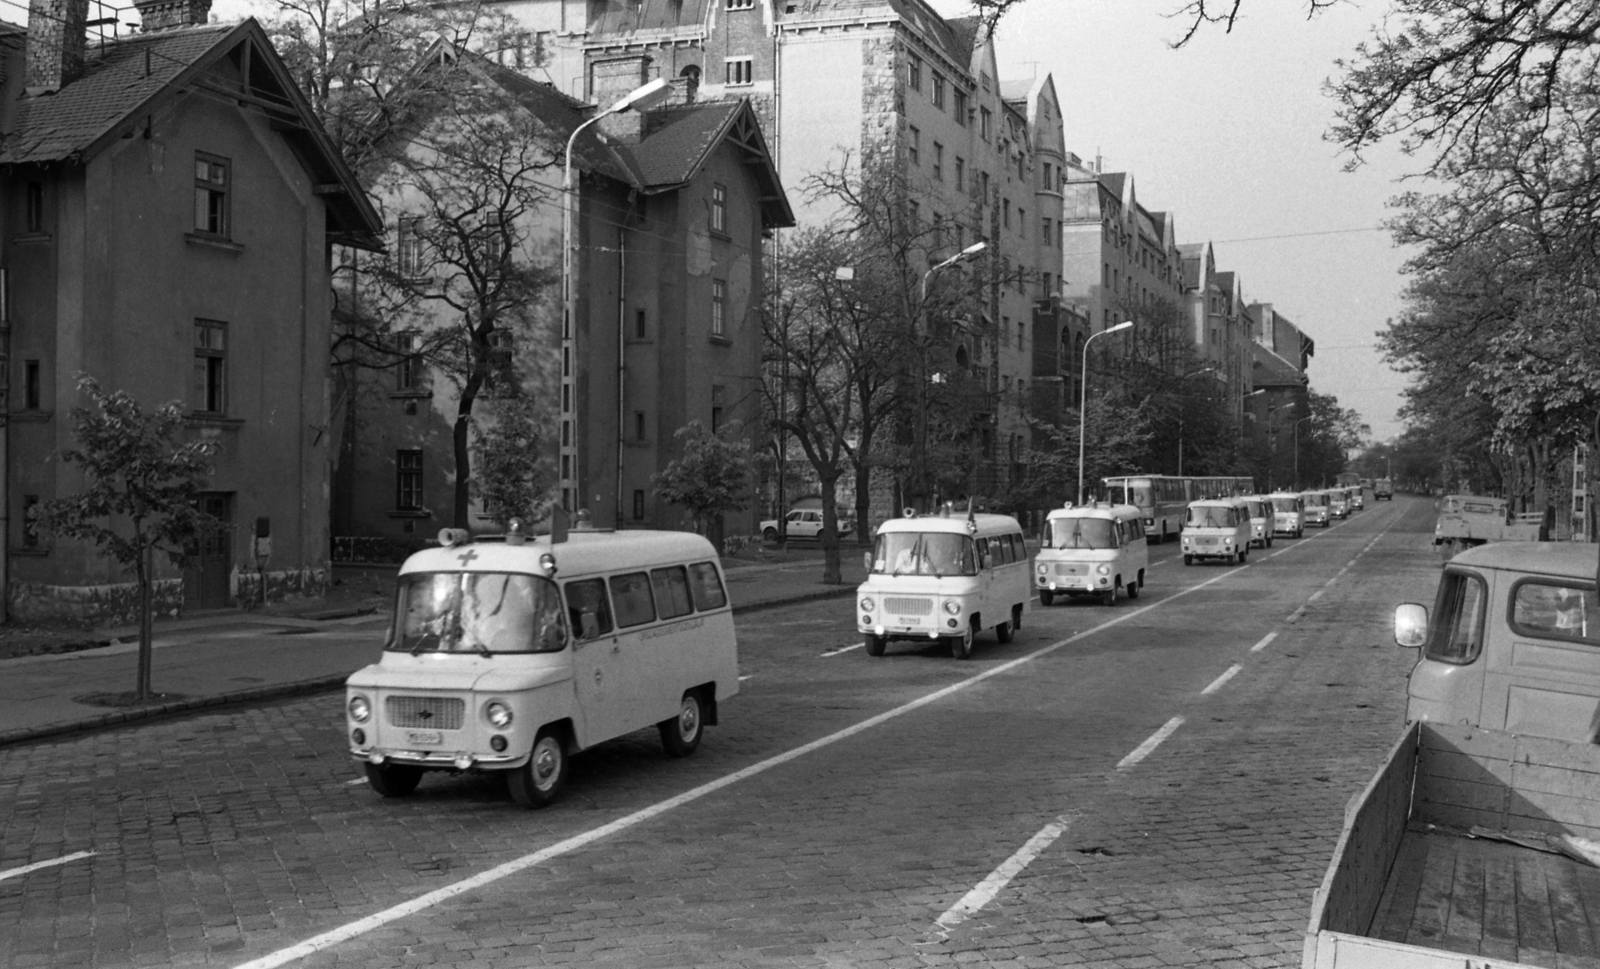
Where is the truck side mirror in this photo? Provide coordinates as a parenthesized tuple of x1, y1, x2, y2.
(1395, 603, 1428, 648)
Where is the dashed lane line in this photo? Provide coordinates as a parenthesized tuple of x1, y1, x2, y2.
(0, 851, 96, 883)
(1117, 716, 1186, 769)
(1251, 631, 1278, 653)
(1201, 665, 1244, 695)
(232, 565, 1246, 969)
(934, 815, 1075, 929)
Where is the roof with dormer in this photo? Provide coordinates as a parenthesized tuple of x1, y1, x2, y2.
(0, 18, 381, 247)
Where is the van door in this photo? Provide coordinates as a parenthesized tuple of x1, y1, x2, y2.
(1481, 577, 1600, 742)
(564, 576, 623, 745)
(1407, 568, 1489, 730)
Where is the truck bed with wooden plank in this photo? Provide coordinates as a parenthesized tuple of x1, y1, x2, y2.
(1304, 721, 1600, 968)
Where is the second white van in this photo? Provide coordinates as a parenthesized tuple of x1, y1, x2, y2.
(1035, 503, 1149, 606)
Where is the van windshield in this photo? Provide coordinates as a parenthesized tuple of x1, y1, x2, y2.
(1046, 517, 1117, 549)
(872, 532, 977, 576)
(388, 572, 565, 655)
(1187, 506, 1237, 528)
(1304, 494, 1326, 507)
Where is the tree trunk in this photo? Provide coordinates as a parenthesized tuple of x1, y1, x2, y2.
(137, 543, 152, 702)
(453, 371, 483, 529)
(854, 458, 873, 548)
(818, 471, 843, 585)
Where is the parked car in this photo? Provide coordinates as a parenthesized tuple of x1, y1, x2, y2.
(761, 508, 854, 543)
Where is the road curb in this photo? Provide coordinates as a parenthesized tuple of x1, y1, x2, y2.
(0, 588, 858, 750)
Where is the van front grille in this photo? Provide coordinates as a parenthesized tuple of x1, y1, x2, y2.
(385, 695, 464, 730)
(883, 596, 932, 616)
(1054, 564, 1087, 576)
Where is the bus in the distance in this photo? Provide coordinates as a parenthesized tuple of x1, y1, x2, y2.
(1101, 474, 1189, 543)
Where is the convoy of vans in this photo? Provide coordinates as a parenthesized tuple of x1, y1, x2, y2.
(1034, 503, 1148, 606)
(345, 523, 739, 808)
(1181, 498, 1254, 565)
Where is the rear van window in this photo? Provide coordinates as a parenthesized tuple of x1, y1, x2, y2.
(651, 566, 694, 620)
(1510, 580, 1600, 645)
(689, 562, 727, 610)
(610, 572, 656, 628)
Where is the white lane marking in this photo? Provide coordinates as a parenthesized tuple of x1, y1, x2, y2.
(234, 567, 1244, 969)
(1117, 716, 1185, 770)
(1251, 632, 1278, 653)
(0, 851, 96, 883)
(738, 675, 754, 682)
(1287, 606, 1306, 624)
(345, 778, 367, 786)
(935, 816, 1073, 928)
(1308, 589, 1325, 602)
(821, 642, 863, 657)
(1201, 665, 1243, 695)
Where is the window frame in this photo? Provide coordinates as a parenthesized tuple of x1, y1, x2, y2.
(1508, 577, 1600, 646)
(711, 278, 727, 338)
(192, 319, 228, 415)
(724, 56, 753, 86)
(193, 153, 231, 238)
(395, 449, 424, 511)
(710, 182, 728, 235)
(1423, 568, 1489, 665)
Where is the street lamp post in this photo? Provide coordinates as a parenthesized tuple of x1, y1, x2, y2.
(1176, 365, 1216, 476)
(560, 77, 672, 515)
(1265, 402, 1295, 490)
(1293, 415, 1313, 489)
(910, 241, 987, 511)
(1077, 320, 1134, 504)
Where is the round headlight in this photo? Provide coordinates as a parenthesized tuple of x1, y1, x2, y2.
(1036, 563, 1047, 575)
(860, 597, 875, 612)
(943, 599, 961, 616)
(348, 695, 371, 723)
(1096, 564, 1110, 576)
(486, 701, 513, 729)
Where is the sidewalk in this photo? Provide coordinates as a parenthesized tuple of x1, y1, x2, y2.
(0, 546, 868, 749)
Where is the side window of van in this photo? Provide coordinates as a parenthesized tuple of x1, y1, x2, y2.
(1426, 571, 1488, 664)
(651, 566, 694, 620)
(688, 561, 727, 610)
(565, 578, 614, 641)
(976, 537, 991, 571)
(1510, 580, 1600, 644)
(610, 572, 657, 628)
(1011, 534, 1025, 559)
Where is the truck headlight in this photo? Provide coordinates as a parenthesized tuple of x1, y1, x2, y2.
(485, 701, 513, 729)
(1036, 563, 1047, 575)
(1096, 564, 1110, 575)
(943, 599, 961, 616)
(859, 597, 875, 612)
(348, 695, 371, 723)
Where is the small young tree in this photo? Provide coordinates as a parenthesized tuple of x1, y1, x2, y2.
(43, 377, 221, 702)
(653, 421, 756, 548)
(469, 393, 558, 527)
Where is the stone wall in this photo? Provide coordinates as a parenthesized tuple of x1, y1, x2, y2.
(8, 567, 327, 626)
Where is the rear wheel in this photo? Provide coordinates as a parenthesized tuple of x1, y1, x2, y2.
(995, 619, 1013, 643)
(659, 693, 703, 757)
(508, 729, 568, 808)
(364, 762, 422, 798)
(1126, 575, 1140, 599)
(1010, 604, 1024, 632)
(863, 633, 885, 656)
(762, 527, 778, 544)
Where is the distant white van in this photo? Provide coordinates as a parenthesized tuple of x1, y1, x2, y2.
(1267, 491, 1305, 538)
(345, 523, 739, 808)
(1181, 498, 1253, 565)
(1035, 502, 1148, 606)
(1241, 496, 1274, 549)
(1302, 490, 1331, 528)
(857, 509, 1030, 659)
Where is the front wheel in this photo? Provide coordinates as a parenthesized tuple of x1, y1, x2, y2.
(863, 633, 886, 656)
(659, 693, 703, 757)
(508, 729, 568, 808)
(364, 762, 422, 798)
(1039, 590, 1054, 606)
(950, 623, 975, 660)
(1183, 554, 1193, 566)
(1100, 586, 1116, 607)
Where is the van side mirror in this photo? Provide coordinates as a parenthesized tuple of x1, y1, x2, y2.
(1395, 603, 1428, 648)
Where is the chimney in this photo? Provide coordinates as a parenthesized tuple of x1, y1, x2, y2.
(24, 0, 88, 95)
(134, 0, 212, 32)
(589, 55, 651, 143)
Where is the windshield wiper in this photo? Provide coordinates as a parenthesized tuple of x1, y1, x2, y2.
(409, 633, 439, 655)
(468, 640, 494, 658)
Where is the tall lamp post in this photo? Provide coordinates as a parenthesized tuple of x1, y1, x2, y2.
(1265, 402, 1295, 490)
(1293, 415, 1313, 489)
(1077, 320, 1134, 504)
(559, 77, 672, 515)
(1176, 365, 1217, 476)
(910, 240, 987, 511)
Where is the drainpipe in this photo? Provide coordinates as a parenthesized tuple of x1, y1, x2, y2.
(616, 226, 626, 530)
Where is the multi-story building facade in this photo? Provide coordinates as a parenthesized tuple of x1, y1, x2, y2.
(0, 0, 380, 621)
(334, 50, 791, 543)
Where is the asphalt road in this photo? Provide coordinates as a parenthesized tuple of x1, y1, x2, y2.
(0, 497, 1443, 968)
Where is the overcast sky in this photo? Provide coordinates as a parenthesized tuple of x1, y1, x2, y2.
(927, 0, 1418, 442)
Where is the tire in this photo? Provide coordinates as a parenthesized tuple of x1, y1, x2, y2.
(863, 633, 885, 656)
(1100, 586, 1115, 607)
(1039, 590, 1054, 606)
(1183, 554, 1193, 566)
(1160, 523, 1169, 544)
(995, 619, 1013, 644)
(950, 623, 974, 660)
(1010, 604, 1023, 632)
(1266, 536, 1273, 548)
(762, 527, 778, 544)
(1126, 575, 1140, 599)
(658, 693, 703, 758)
(364, 762, 422, 798)
(508, 729, 568, 808)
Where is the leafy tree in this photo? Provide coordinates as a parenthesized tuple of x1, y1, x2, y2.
(469, 393, 558, 528)
(652, 421, 756, 548)
(43, 378, 221, 702)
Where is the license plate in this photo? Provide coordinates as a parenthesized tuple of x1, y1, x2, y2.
(406, 730, 442, 746)
(896, 615, 925, 626)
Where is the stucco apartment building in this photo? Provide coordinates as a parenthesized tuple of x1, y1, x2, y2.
(0, 0, 379, 620)
(486, 0, 1074, 500)
(333, 49, 791, 543)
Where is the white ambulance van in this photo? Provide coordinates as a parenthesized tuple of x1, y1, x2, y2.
(857, 508, 1030, 659)
(1034, 502, 1148, 606)
(1267, 491, 1305, 538)
(345, 522, 739, 808)
(1180, 498, 1254, 565)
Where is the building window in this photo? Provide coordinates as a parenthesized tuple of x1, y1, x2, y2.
(193, 154, 230, 237)
(954, 89, 969, 126)
(634, 410, 647, 441)
(193, 320, 227, 414)
(907, 199, 919, 230)
(22, 360, 39, 410)
(725, 57, 753, 86)
(478, 218, 504, 269)
(979, 107, 992, 141)
(633, 489, 646, 520)
(711, 182, 727, 234)
(728, 0, 753, 7)
(20, 494, 40, 548)
(954, 156, 965, 192)
(1018, 320, 1026, 350)
(932, 142, 943, 180)
(397, 216, 425, 276)
(1042, 162, 1052, 189)
(635, 308, 648, 340)
(396, 450, 423, 510)
(711, 279, 726, 337)
(1042, 216, 1052, 245)
(1002, 199, 1010, 228)
(932, 73, 946, 109)
(395, 331, 422, 391)
(1041, 272, 1053, 296)
(908, 55, 921, 91)
(1019, 207, 1025, 235)
(24, 182, 43, 233)
(907, 126, 919, 166)
(711, 385, 725, 432)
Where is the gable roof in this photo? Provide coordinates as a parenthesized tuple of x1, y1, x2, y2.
(1, 19, 381, 248)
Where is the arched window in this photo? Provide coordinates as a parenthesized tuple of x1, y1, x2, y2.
(680, 65, 701, 104)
